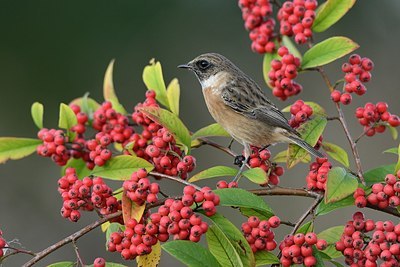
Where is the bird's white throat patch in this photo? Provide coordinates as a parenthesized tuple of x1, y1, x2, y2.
(200, 72, 228, 93)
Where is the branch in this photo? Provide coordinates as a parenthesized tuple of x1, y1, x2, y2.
(317, 67, 365, 184)
(0, 247, 36, 262)
(149, 171, 202, 191)
(22, 211, 122, 267)
(249, 187, 321, 199)
(290, 195, 323, 235)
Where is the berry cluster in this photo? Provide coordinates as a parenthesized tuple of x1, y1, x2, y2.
(279, 232, 327, 266)
(0, 230, 5, 258)
(241, 215, 280, 253)
(355, 102, 400, 137)
(354, 172, 400, 209)
(108, 186, 219, 260)
(238, 0, 276, 54)
(86, 132, 113, 167)
(91, 101, 133, 144)
(278, 0, 318, 44)
(36, 128, 70, 166)
(331, 54, 374, 105)
(58, 168, 121, 222)
(335, 212, 400, 266)
(305, 158, 332, 191)
(247, 146, 285, 186)
(123, 169, 160, 205)
(268, 46, 302, 100)
(288, 100, 313, 128)
(70, 104, 88, 135)
(131, 91, 196, 180)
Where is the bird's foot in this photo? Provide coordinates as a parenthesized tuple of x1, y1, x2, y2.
(234, 155, 245, 167)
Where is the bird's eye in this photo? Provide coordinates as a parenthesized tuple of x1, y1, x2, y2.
(197, 60, 211, 70)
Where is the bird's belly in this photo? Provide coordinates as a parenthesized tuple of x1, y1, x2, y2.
(203, 90, 286, 147)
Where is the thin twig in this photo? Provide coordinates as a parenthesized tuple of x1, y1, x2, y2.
(355, 123, 377, 143)
(22, 211, 122, 267)
(0, 247, 36, 262)
(149, 171, 202, 191)
(326, 116, 340, 121)
(290, 195, 323, 235)
(249, 187, 321, 199)
(72, 240, 84, 267)
(317, 67, 365, 184)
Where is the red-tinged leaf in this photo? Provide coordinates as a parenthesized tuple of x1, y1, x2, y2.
(103, 59, 127, 115)
(142, 59, 169, 108)
(325, 167, 358, 204)
(0, 137, 42, 164)
(31, 102, 44, 129)
(301, 37, 359, 69)
(122, 190, 145, 224)
(313, 0, 356, 32)
(139, 106, 191, 154)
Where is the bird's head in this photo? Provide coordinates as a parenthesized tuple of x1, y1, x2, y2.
(178, 53, 237, 87)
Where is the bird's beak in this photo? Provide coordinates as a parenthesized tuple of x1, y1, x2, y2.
(177, 64, 190, 69)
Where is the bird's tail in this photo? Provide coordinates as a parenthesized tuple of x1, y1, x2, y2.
(287, 135, 325, 158)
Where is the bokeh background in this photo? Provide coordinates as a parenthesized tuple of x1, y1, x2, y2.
(1, 1, 399, 266)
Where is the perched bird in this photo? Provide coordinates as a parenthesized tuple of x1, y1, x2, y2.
(178, 53, 324, 179)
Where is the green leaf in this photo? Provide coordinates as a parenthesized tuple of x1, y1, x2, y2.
(396, 144, 400, 174)
(383, 147, 398, 155)
(92, 155, 154, 180)
(31, 102, 44, 129)
(262, 52, 280, 90)
(47, 262, 75, 267)
(70, 94, 101, 118)
(296, 221, 314, 234)
(206, 213, 255, 267)
(313, 0, 356, 32)
(58, 103, 77, 141)
(61, 158, 91, 179)
(322, 142, 349, 167)
(329, 260, 345, 267)
(189, 166, 237, 182)
(139, 106, 191, 153)
(243, 167, 268, 184)
(166, 78, 180, 115)
(103, 59, 128, 115)
(143, 59, 169, 108)
(325, 167, 358, 204)
(318, 226, 344, 244)
(122, 191, 146, 224)
(364, 164, 395, 186)
(282, 35, 302, 60)
(287, 116, 327, 168)
(254, 251, 279, 266)
(272, 150, 288, 163)
(323, 245, 343, 260)
(191, 123, 230, 140)
(215, 188, 274, 218)
(388, 125, 399, 140)
(313, 247, 327, 267)
(316, 194, 354, 216)
(207, 225, 243, 267)
(301, 37, 359, 69)
(0, 137, 42, 164)
(163, 240, 220, 267)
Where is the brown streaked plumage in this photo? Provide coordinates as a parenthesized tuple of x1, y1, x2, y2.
(178, 53, 323, 180)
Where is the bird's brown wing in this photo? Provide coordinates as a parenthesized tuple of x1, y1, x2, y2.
(221, 87, 300, 136)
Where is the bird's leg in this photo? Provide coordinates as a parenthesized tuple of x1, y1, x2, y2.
(259, 144, 270, 152)
(227, 138, 235, 150)
(232, 143, 251, 182)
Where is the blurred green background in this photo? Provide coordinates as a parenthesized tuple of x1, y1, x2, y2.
(0, 1, 399, 266)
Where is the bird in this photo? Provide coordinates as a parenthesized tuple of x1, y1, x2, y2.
(178, 53, 324, 180)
